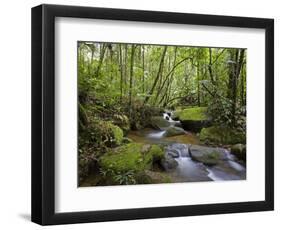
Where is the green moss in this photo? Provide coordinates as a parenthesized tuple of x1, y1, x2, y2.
(150, 116, 171, 129)
(200, 126, 246, 145)
(200, 151, 220, 165)
(176, 107, 208, 121)
(111, 124, 123, 146)
(163, 126, 186, 137)
(100, 143, 143, 173)
(208, 151, 220, 159)
(100, 143, 164, 175)
(148, 145, 165, 162)
(92, 121, 123, 147)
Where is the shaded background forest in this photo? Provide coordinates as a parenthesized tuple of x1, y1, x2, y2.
(78, 42, 247, 186)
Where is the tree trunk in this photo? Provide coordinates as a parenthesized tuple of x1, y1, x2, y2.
(208, 48, 215, 84)
(228, 49, 245, 126)
(118, 44, 124, 102)
(95, 44, 107, 77)
(144, 46, 167, 104)
(240, 62, 246, 106)
(129, 45, 136, 112)
(197, 59, 201, 106)
(142, 45, 145, 94)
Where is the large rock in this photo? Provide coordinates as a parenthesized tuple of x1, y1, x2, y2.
(163, 126, 186, 137)
(100, 143, 165, 175)
(166, 143, 189, 157)
(231, 144, 246, 161)
(200, 126, 246, 145)
(167, 149, 180, 158)
(189, 145, 226, 166)
(160, 155, 178, 171)
(149, 116, 171, 130)
(175, 107, 211, 132)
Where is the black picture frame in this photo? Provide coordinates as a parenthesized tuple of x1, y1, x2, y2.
(31, 4, 274, 225)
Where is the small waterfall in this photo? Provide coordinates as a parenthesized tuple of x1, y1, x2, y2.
(206, 168, 224, 181)
(142, 110, 246, 182)
(163, 111, 180, 126)
(167, 144, 211, 181)
(163, 112, 173, 122)
(147, 130, 166, 139)
(224, 149, 246, 172)
(206, 149, 245, 181)
(147, 111, 180, 139)
(206, 167, 241, 181)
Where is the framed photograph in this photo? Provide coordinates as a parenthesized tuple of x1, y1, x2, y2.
(31, 4, 274, 225)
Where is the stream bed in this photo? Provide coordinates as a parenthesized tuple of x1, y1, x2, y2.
(128, 112, 246, 183)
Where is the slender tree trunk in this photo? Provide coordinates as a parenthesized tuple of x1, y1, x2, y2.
(124, 44, 128, 95)
(142, 45, 145, 94)
(129, 45, 136, 112)
(208, 48, 215, 84)
(118, 44, 124, 102)
(240, 62, 246, 106)
(228, 49, 245, 126)
(95, 44, 107, 77)
(197, 60, 201, 106)
(144, 46, 167, 104)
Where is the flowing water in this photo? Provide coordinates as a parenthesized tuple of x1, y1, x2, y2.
(128, 111, 246, 182)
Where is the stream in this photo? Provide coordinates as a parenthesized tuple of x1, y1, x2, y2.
(128, 112, 246, 182)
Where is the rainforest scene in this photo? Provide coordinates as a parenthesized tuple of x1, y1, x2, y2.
(78, 41, 246, 187)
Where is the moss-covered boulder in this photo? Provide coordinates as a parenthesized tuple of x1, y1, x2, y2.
(189, 145, 225, 166)
(100, 143, 165, 176)
(231, 144, 246, 161)
(200, 126, 246, 145)
(113, 114, 130, 134)
(163, 126, 186, 137)
(87, 120, 124, 147)
(110, 124, 124, 146)
(175, 107, 211, 132)
(149, 116, 171, 130)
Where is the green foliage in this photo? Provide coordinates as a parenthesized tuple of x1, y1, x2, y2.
(100, 168, 137, 185)
(85, 120, 124, 148)
(231, 144, 246, 161)
(125, 99, 163, 130)
(206, 96, 246, 132)
(112, 114, 130, 134)
(200, 126, 246, 145)
(78, 120, 123, 182)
